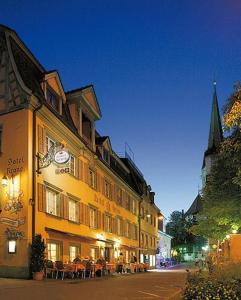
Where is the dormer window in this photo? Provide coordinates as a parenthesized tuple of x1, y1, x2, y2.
(103, 148, 110, 164)
(46, 88, 59, 112)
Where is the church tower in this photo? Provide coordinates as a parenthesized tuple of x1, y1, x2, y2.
(186, 82, 223, 217)
(201, 81, 223, 188)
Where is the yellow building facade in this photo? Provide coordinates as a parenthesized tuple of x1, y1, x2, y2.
(0, 25, 160, 278)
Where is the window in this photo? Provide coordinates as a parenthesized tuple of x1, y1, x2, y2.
(105, 215, 112, 233)
(126, 222, 130, 238)
(89, 207, 97, 228)
(103, 148, 110, 164)
(69, 155, 75, 176)
(117, 187, 122, 205)
(141, 207, 144, 219)
(46, 188, 60, 216)
(117, 217, 122, 236)
(126, 194, 131, 210)
(69, 245, 80, 263)
(47, 88, 59, 111)
(89, 169, 96, 189)
(132, 199, 136, 214)
(47, 242, 61, 262)
(104, 180, 110, 198)
(90, 247, 98, 260)
(46, 136, 55, 153)
(69, 199, 79, 222)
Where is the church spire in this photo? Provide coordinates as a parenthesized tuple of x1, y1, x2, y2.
(207, 81, 223, 151)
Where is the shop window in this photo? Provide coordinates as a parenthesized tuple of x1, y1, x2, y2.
(69, 154, 75, 176)
(89, 207, 97, 228)
(69, 245, 80, 263)
(140, 254, 144, 263)
(46, 88, 59, 112)
(104, 180, 110, 198)
(46, 188, 60, 216)
(47, 242, 61, 262)
(89, 168, 96, 189)
(69, 199, 79, 222)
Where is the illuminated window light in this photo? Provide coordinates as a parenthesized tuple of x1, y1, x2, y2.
(8, 240, 16, 254)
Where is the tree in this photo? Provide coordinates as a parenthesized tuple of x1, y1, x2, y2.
(166, 211, 194, 247)
(223, 82, 241, 133)
(192, 124, 241, 240)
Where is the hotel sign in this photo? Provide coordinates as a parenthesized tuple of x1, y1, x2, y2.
(54, 150, 70, 164)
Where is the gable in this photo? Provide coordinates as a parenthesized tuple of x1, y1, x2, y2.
(103, 137, 112, 152)
(44, 71, 66, 103)
(81, 86, 102, 119)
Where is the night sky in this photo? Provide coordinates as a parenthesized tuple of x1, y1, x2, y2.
(1, 0, 241, 217)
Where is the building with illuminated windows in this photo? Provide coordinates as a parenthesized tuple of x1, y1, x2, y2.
(0, 25, 160, 278)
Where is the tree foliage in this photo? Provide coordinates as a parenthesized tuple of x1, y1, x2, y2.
(223, 82, 241, 132)
(166, 210, 194, 247)
(192, 133, 241, 240)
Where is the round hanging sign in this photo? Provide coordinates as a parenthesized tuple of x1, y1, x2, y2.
(54, 150, 70, 164)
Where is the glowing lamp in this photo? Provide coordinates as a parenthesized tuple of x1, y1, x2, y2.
(8, 240, 16, 254)
(1, 175, 8, 187)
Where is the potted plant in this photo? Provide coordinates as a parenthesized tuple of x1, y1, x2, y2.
(30, 234, 46, 280)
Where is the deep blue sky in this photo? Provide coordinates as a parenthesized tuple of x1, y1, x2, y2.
(1, 1, 241, 217)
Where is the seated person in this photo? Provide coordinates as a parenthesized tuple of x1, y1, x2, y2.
(73, 255, 81, 264)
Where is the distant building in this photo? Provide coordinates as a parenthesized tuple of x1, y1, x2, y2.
(156, 214, 172, 267)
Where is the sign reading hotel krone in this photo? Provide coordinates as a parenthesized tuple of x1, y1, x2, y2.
(54, 150, 70, 164)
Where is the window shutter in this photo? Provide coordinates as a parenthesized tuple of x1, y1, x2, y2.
(76, 201, 80, 223)
(38, 125, 46, 155)
(37, 183, 46, 212)
(59, 194, 64, 218)
(113, 184, 117, 202)
(109, 183, 113, 200)
(97, 210, 101, 229)
(80, 202, 84, 223)
(63, 195, 69, 220)
(75, 158, 79, 179)
(102, 178, 105, 196)
(112, 217, 116, 234)
(83, 163, 89, 184)
(78, 159, 83, 180)
(96, 172, 101, 192)
(120, 219, 124, 236)
(85, 205, 90, 227)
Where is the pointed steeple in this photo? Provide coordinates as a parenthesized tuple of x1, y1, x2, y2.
(207, 81, 223, 151)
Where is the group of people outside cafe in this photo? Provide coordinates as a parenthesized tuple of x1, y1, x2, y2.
(71, 252, 139, 277)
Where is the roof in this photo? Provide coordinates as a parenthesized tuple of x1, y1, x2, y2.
(185, 194, 202, 216)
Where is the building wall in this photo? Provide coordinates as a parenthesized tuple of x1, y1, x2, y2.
(0, 25, 160, 277)
(0, 109, 32, 278)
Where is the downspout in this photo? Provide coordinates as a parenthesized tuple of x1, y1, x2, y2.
(32, 96, 43, 242)
(138, 197, 143, 263)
